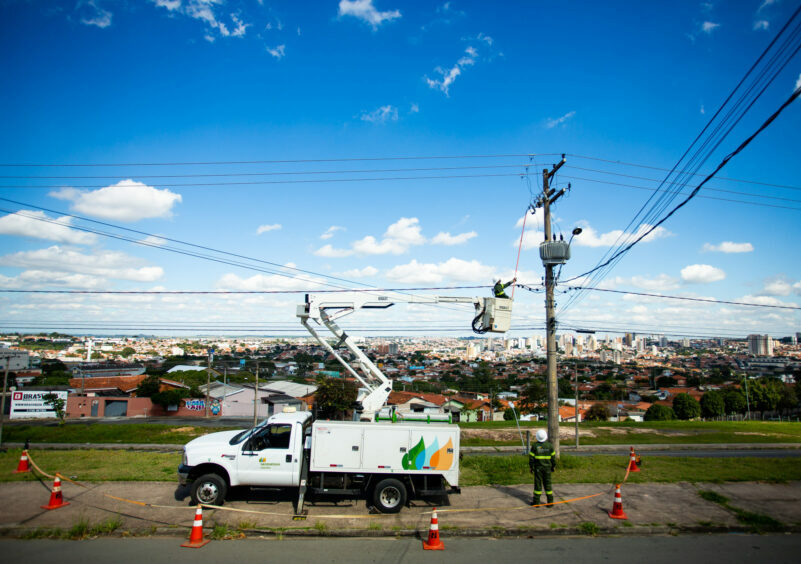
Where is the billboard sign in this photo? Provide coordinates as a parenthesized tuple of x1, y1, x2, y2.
(10, 390, 68, 419)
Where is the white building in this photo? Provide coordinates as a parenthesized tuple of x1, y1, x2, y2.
(747, 334, 773, 357)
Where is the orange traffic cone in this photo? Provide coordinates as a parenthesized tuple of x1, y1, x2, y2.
(608, 484, 628, 520)
(627, 447, 640, 473)
(13, 450, 31, 474)
(41, 474, 70, 510)
(422, 507, 444, 551)
(181, 505, 210, 548)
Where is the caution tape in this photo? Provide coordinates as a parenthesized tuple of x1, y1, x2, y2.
(18, 447, 641, 521)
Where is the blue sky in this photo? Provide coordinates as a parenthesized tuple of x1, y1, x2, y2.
(0, 0, 799, 338)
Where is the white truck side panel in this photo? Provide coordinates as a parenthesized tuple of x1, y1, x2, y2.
(310, 421, 460, 486)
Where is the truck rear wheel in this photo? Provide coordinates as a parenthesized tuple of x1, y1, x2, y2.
(372, 478, 407, 513)
(190, 473, 227, 506)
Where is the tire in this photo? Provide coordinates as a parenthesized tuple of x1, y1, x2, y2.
(190, 473, 227, 506)
(372, 478, 407, 514)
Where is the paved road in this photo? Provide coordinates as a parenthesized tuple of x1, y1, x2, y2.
(2, 536, 799, 564)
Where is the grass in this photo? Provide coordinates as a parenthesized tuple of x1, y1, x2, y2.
(0, 449, 180, 482)
(697, 489, 784, 533)
(459, 454, 801, 486)
(4, 423, 231, 445)
(578, 522, 600, 536)
(460, 420, 801, 446)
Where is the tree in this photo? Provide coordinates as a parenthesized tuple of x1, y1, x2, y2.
(519, 379, 547, 415)
(558, 377, 574, 398)
(151, 389, 186, 409)
(314, 377, 358, 419)
(584, 403, 609, 421)
(137, 374, 161, 397)
(120, 346, 136, 358)
(724, 388, 747, 414)
(700, 390, 725, 418)
(503, 408, 516, 421)
(748, 379, 783, 412)
(42, 393, 66, 425)
(672, 393, 701, 420)
(656, 375, 677, 388)
(644, 404, 676, 421)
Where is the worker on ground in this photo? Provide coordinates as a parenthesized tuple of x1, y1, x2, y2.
(529, 429, 556, 507)
(493, 277, 516, 299)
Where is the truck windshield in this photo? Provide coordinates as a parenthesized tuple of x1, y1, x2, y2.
(228, 424, 265, 446)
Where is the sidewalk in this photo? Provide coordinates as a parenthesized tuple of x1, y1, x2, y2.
(2, 479, 800, 538)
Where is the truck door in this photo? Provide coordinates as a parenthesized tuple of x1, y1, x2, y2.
(238, 423, 298, 486)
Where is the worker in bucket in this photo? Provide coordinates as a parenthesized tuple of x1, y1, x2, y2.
(493, 277, 516, 299)
(529, 429, 556, 507)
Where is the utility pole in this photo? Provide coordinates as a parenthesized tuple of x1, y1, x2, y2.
(540, 155, 568, 458)
(205, 347, 213, 418)
(574, 362, 579, 449)
(253, 360, 260, 427)
(0, 357, 10, 450)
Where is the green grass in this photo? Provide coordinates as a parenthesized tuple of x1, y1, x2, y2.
(4, 423, 231, 445)
(578, 522, 600, 536)
(697, 489, 784, 533)
(460, 454, 801, 486)
(19, 517, 123, 540)
(460, 420, 801, 446)
(0, 449, 180, 482)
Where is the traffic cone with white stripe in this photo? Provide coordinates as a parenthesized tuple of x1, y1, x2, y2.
(13, 450, 31, 474)
(607, 484, 628, 520)
(181, 504, 210, 548)
(41, 474, 70, 510)
(627, 447, 640, 473)
(422, 507, 444, 550)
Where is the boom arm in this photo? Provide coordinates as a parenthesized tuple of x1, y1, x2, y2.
(297, 292, 512, 421)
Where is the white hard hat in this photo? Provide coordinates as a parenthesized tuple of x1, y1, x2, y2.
(536, 429, 547, 443)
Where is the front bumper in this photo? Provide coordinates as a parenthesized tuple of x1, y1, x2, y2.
(177, 464, 194, 486)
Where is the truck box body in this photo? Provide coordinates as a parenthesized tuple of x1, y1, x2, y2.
(311, 420, 459, 486)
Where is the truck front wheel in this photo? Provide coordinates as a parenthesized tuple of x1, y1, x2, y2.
(190, 473, 227, 506)
(372, 478, 407, 513)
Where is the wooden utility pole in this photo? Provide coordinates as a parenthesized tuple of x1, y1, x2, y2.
(541, 156, 567, 457)
(253, 361, 260, 427)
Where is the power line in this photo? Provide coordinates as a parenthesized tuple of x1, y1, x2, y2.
(0, 285, 489, 295)
(0, 153, 558, 168)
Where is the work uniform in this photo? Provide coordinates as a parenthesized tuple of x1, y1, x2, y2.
(529, 440, 556, 506)
(493, 280, 513, 299)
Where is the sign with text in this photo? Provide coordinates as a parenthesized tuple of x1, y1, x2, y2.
(10, 390, 68, 419)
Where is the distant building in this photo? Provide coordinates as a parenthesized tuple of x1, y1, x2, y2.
(747, 334, 773, 357)
(0, 347, 30, 370)
(72, 362, 145, 378)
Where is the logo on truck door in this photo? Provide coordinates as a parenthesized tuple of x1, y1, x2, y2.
(401, 437, 454, 470)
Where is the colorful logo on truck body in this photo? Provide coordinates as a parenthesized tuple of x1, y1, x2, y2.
(401, 437, 454, 470)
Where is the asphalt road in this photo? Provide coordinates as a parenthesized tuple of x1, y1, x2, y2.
(2, 535, 799, 564)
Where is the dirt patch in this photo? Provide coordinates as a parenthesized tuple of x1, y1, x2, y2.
(461, 428, 595, 441)
(163, 427, 197, 434)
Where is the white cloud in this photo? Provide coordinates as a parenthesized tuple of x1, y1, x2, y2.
(608, 274, 681, 292)
(409, 103, 420, 114)
(753, 19, 770, 31)
(140, 235, 168, 247)
(151, 0, 251, 40)
(796, 73, 801, 92)
(313, 244, 354, 258)
(360, 105, 398, 124)
(267, 44, 286, 59)
(0, 270, 107, 290)
(573, 222, 671, 247)
(385, 258, 494, 284)
(50, 180, 182, 222)
(0, 211, 97, 245)
(737, 294, 797, 308)
(217, 270, 323, 291)
(340, 266, 378, 278)
(702, 241, 753, 253)
(758, 0, 777, 11)
(425, 47, 476, 96)
(431, 231, 477, 245)
(680, 264, 726, 284)
(0, 246, 164, 282)
(320, 226, 345, 240)
(701, 21, 720, 34)
(383, 216, 426, 245)
(545, 111, 576, 129)
(338, 0, 401, 30)
(700, 104, 705, 114)
(80, 1, 112, 28)
(476, 32, 493, 46)
(759, 277, 801, 297)
(256, 223, 282, 234)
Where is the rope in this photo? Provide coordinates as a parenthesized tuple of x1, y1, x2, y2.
(510, 206, 531, 300)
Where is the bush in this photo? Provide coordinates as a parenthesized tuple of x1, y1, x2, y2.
(724, 388, 747, 414)
(644, 404, 676, 421)
(151, 389, 186, 409)
(673, 393, 701, 420)
(700, 390, 725, 418)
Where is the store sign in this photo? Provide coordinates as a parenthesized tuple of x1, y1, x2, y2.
(10, 390, 68, 419)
